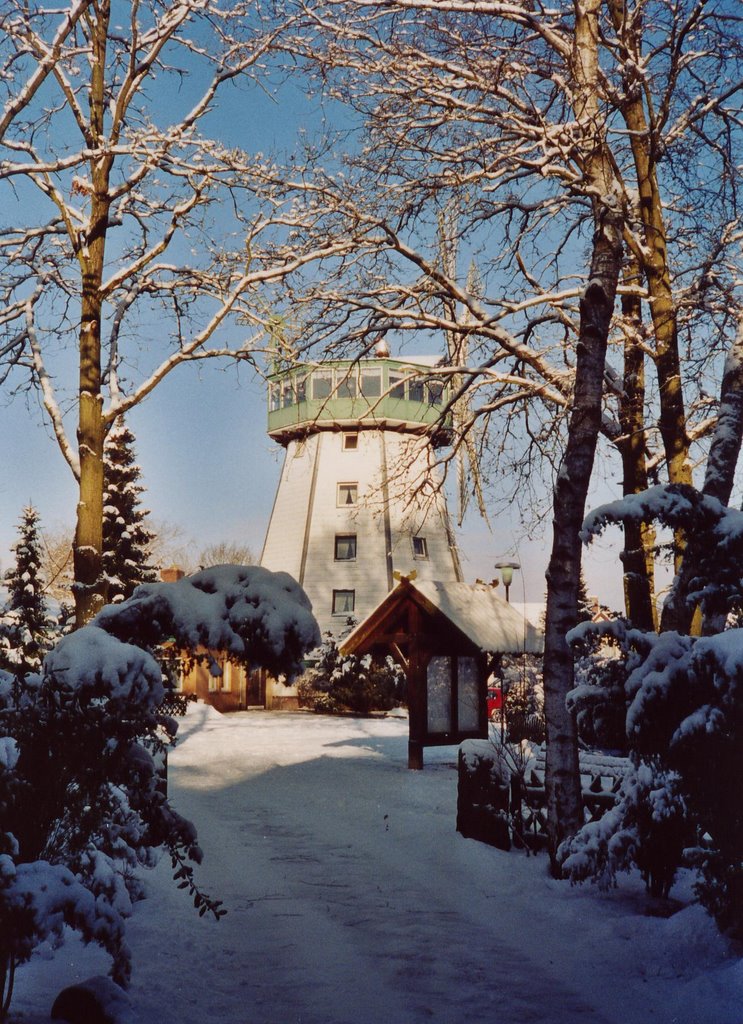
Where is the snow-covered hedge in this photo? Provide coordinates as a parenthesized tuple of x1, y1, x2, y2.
(95, 564, 319, 679)
(0, 565, 319, 1019)
(562, 487, 743, 936)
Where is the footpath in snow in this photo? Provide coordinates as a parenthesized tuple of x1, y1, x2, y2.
(11, 706, 743, 1024)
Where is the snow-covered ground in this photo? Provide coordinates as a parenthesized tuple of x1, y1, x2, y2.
(11, 706, 743, 1023)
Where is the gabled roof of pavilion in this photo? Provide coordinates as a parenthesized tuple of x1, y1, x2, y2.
(342, 577, 543, 657)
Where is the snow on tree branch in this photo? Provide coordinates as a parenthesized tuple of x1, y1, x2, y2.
(93, 564, 321, 679)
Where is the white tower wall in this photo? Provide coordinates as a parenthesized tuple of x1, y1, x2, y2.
(260, 356, 463, 639)
(261, 428, 461, 637)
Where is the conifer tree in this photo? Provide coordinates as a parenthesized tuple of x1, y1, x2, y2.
(0, 505, 52, 675)
(102, 422, 158, 604)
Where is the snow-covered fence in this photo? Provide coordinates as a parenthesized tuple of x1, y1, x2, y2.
(456, 743, 512, 850)
(457, 741, 628, 852)
(158, 692, 194, 717)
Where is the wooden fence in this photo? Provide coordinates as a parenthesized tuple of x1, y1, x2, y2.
(457, 741, 628, 852)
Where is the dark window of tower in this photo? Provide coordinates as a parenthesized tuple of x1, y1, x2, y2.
(360, 369, 382, 397)
(335, 534, 357, 560)
(337, 482, 358, 506)
(312, 371, 332, 400)
(342, 432, 358, 451)
(336, 370, 357, 399)
(282, 379, 294, 408)
(389, 372, 405, 399)
(427, 380, 444, 406)
(296, 375, 307, 403)
(412, 536, 429, 558)
(332, 589, 355, 614)
(269, 384, 281, 411)
(409, 377, 425, 402)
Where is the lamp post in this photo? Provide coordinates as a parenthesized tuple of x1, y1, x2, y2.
(494, 560, 520, 602)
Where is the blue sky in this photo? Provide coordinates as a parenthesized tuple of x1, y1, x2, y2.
(0, 345, 643, 613)
(0, 14, 671, 616)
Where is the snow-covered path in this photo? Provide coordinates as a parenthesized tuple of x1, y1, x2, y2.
(12, 707, 743, 1023)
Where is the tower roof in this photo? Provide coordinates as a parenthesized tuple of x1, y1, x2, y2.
(266, 355, 452, 446)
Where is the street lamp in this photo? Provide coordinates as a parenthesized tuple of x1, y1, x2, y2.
(494, 560, 520, 602)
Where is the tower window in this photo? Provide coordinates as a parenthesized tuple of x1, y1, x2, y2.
(360, 368, 382, 397)
(336, 371, 357, 399)
(296, 375, 307, 403)
(332, 589, 355, 615)
(389, 372, 405, 399)
(427, 381, 444, 407)
(335, 534, 357, 560)
(408, 378, 425, 402)
(311, 371, 332, 400)
(337, 482, 358, 506)
(282, 380, 294, 408)
(412, 536, 429, 559)
(342, 432, 358, 451)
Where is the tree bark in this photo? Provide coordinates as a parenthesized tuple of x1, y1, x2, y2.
(660, 315, 743, 634)
(543, 0, 625, 868)
(608, 0, 691, 585)
(73, 0, 113, 625)
(617, 256, 657, 630)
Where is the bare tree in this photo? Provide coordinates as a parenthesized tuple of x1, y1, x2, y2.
(273, 0, 742, 853)
(0, 1, 353, 624)
(282, 0, 740, 537)
(37, 526, 74, 613)
(198, 541, 256, 569)
(145, 520, 199, 578)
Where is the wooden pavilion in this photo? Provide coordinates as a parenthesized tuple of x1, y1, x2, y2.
(341, 575, 543, 767)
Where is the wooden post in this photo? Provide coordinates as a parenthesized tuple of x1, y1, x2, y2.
(408, 740, 424, 770)
(407, 601, 425, 769)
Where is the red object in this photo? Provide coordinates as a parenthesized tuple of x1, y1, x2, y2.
(487, 687, 503, 720)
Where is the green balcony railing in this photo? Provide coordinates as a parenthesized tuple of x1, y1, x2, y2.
(266, 358, 452, 441)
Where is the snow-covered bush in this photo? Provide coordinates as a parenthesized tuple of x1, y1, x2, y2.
(569, 625, 630, 752)
(560, 485, 743, 936)
(299, 634, 405, 715)
(0, 565, 319, 1019)
(492, 654, 545, 744)
(102, 421, 158, 604)
(0, 507, 55, 679)
(560, 756, 688, 897)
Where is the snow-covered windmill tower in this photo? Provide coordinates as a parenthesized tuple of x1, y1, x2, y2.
(260, 345, 463, 637)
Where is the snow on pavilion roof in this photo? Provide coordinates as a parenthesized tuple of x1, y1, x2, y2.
(413, 580, 543, 654)
(343, 578, 543, 655)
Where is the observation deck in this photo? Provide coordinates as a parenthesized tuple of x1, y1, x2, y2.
(266, 356, 453, 447)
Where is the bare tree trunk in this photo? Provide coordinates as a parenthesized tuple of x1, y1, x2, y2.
(543, 0, 625, 869)
(0, 951, 16, 1022)
(701, 316, 743, 507)
(661, 315, 743, 634)
(617, 257, 657, 630)
(72, 0, 112, 625)
(608, 0, 691, 579)
(544, 229, 623, 866)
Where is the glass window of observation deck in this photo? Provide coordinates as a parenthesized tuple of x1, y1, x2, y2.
(312, 371, 332, 400)
(336, 370, 357, 399)
(360, 368, 382, 397)
(409, 377, 425, 402)
(389, 372, 405, 399)
(427, 380, 444, 406)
